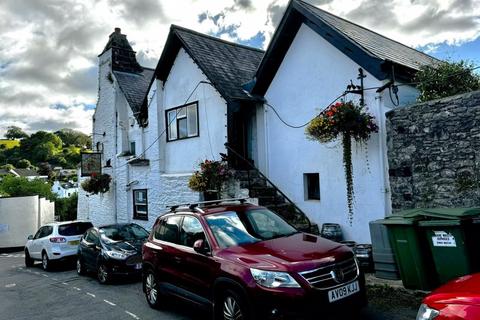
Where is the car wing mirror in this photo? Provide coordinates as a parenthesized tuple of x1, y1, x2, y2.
(193, 239, 209, 255)
(27, 235, 33, 240)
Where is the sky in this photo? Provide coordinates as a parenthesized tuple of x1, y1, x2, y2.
(0, 0, 479, 137)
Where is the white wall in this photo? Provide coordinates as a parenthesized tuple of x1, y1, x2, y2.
(0, 196, 54, 248)
(262, 24, 397, 243)
(161, 48, 228, 174)
(77, 48, 117, 226)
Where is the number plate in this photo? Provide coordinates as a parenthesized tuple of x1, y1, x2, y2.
(328, 281, 360, 303)
(134, 263, 142, 270)
(68, 240, 80, 246)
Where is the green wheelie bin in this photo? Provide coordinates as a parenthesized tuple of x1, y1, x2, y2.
(416, 208, 480, 285)
(419, 219, 472, 284)
(381, 214, 437, 290)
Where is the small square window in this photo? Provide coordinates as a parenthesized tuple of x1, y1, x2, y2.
(304, 173, 320, 200)
(133, 189, 148, 220)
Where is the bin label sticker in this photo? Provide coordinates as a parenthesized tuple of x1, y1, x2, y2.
(0, 224, 8, 233)
(432, 231, 456, 247)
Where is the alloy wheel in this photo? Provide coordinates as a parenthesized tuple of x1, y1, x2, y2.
(223, 296, 243, 320)
(42, 253, 48, 271)
(98, 264, 108, 283)
(145, 273, 158, 305)
(76, 259, 84, 275)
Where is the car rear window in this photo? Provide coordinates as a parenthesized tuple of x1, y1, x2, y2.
(58, 222, 93, 236)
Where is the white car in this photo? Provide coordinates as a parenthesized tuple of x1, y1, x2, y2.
(25, 221, 93, 271)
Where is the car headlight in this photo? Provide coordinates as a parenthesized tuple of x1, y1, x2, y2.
(105, 250, 127, 260)
(416, 303, 440, 320)
(250, 268, 300, 288)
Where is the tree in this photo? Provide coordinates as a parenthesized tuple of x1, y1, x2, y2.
(55, 128, 91, 149)
(16, 159, 31, 169)
(0, 175, 55, 200)
(0, 164, 15, 170)
(415, 60, 480, 102)
(5, 126, 29, 140)
(55, 193, 78, 221)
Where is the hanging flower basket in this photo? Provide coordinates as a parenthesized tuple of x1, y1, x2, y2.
(188, 159, 232, 198)
(306, 101, 378, 224)
(81, 173, 112, 195)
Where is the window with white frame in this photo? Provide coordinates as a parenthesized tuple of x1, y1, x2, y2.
(166, 102, 199, 141)
(133, 189, 148, 220)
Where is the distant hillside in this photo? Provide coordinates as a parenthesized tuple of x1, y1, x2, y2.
(0, 139, 20, 149)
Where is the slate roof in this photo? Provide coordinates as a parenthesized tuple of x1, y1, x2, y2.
(252, 0, 440, 95)
(113, 68, 155, 116)
(0, 169, 11, 176)
(13, 169, 40, 177)
(156, 25, 265, 102)
(296, 0, 439, 71)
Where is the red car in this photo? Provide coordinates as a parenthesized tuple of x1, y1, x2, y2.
(142, 199, 366, 319)
(418, 274, 480, 320)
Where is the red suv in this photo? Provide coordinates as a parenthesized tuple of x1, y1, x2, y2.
(142, 199, 366, 319)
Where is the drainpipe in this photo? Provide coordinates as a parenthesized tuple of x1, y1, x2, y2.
(376, 94, 392, 216)
(264, 103, 270, 177)
(113, 83, 118, 224)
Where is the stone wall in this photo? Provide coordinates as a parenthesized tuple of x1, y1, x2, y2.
(386, 90, 480, 211)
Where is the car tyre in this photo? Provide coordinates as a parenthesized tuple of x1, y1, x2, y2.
(144, 269, 162, 309)
(77, 258, 86, 276)
(24, 249, 34, 267)
(97, 263, 110, 284)
(216, 289, 251, 320)
(41, 251, 50, 271)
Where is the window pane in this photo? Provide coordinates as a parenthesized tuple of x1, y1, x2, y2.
(168, 111, 177, 140)
(58, 222, 93, 236)
(305, 173, 320, 200)
(130, 141, 136, 155)
(187, 104, 198, 136)
(160, 216, 182, 243)
(180, 216, 206, 247)
(134, 190, 147, 204)
(136, 205, 148, 214)
(178, 118, 187, 138)
(177, 107, 186, 118)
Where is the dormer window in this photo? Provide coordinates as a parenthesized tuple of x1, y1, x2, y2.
(166, 102, 199, 142)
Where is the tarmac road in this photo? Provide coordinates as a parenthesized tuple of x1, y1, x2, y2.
(0, 251, 417, 320)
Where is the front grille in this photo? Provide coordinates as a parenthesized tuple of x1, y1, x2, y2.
(299, 257, 359, 290)
(125, 254, 142, 266)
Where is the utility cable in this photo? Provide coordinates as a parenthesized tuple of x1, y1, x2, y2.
(264, 92, 347, 129)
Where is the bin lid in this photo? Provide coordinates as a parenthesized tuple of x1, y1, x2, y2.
(378, 216, 419, 225)
(393, 208, 480, 220)
(418, 219, 462, 227)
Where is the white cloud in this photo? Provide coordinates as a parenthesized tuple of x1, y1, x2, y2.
(0, 0, 479, 137)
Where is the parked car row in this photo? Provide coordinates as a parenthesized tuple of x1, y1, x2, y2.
(24, 200, 371, 319)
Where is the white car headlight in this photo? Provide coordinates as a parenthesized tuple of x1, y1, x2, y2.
(105, 250, 127, 260)
(416, 303, 440, 320)
(250, 268, 300, 288)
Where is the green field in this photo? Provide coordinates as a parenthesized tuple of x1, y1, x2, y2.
(0, 139, 20, 149)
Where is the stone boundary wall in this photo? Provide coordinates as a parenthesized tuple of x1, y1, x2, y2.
(386, 90, 480, 211)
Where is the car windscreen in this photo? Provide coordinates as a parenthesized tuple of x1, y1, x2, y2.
(58, 222, 94, 236)
(205, 209, 298, 249)
(99, 224, 149, 242)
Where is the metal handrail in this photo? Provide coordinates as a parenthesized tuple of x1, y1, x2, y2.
(224, 143, 312, 230)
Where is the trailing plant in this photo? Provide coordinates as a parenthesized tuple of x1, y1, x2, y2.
(81, 173, 111, 195)
(306, 101, 378, 224)
(188, 159, 232, 193)
(415, 60, 480, 102)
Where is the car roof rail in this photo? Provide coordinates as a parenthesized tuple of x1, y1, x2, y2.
(166, 198, 248, 213)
